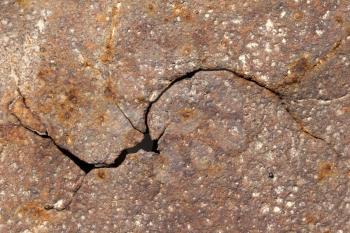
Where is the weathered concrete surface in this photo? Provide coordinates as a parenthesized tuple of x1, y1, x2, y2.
(1, 0, 350, 232)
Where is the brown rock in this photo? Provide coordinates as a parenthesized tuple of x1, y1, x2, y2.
(0, 125, 85, 232)
(280, 38, 350, 157)
(1, 0, 350, 232)
(61, 71, 349, 232)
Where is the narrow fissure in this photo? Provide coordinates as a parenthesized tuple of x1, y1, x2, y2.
(19, 123, 159, 173)
(106, 133, 158, 168)
(14, 67, 338, 175)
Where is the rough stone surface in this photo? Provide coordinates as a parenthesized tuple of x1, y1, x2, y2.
(280, 39, 350, 157)
(0, 125, 84, 232)
(1, 0, 350, 232)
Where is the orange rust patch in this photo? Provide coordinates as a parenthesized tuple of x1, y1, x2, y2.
(16, 0, 30, 7)
(220, 38, 230, 49)
(206, 164, 224, 177)
(173, 4, 192, 22)
(146, 2, 157, 15)
(104, 79, 118, 101)
(335, 15, 343, 24)
(16, 202, 52, 222)
(279, 56, 312, 86)
(293, 11, 304, 21)
(96, 13, 108, 23)
(96, 113, 109, 125)
(101, 6, 120, 63)
(178, 108, 195, 120)
(0, 125, 27, 142)
(9, 97, 46, 133)
(304, 213, 317, 224)
(96, 169, 107, 179)
(37, 67, 55, 81)
(180, 44, 193, 56)
(317, 162, 334, 181)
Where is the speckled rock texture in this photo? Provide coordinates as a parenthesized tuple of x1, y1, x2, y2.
(1, 0, 350, 232)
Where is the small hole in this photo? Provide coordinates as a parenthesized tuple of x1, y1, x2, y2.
(268, 171, 274, 179)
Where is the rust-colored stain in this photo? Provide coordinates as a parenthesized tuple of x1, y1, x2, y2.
(178, 108, 195, 121)
(173, 3, 192, 22)
(96, 113, 108, 125)
(206, 164, 224, 177)
(278, 55, 312, 87)
(104, 79, 118, 101)
(16, 202, 52, 222)
(293, 11, 304, 21)
(101, 6, 120, 63)
(147, 2, 156, 15)
(97, 169, 107, 179)
(16, 0, 30, 7)
(289, 56, 311, 79)
(335, 15, 344, 24)
(9, 97, 46, 133)
(56, 88, 83, 124)
(180, 44, 193, 56)
(37, 67, 55, 81)
(0, 125, 26, 143)
(304, 213, 317, 225)
(96, 13, 108, 23)
(317, 162, 334, 181)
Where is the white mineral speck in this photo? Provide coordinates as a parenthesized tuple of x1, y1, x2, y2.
(36, 19, 46, 33)
(273, 206, 281, 213)
(53, 199, 65, 209)
(261, 205, 270, 214)
(265, 19, 274, 31)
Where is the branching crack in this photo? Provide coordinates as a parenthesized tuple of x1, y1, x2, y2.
(144, 67, 338, 155)
(10, 66, 343, 212)
(292, 92, 350, 104)
(11, 67, 341, 176)
(277, 35, 348, 88)
(116, 103, 143, 133)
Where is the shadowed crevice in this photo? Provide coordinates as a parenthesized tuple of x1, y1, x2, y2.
(12, 67, 338, 175)
(105, 133, 158, 168)
(18, 122, 158, 173)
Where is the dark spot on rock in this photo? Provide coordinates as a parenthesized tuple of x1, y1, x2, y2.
(67, 90, 78, 104)
(104, 85, 116, 100)
(37, 68, 54, 81)
(290, 57, 310, 76)
(335, 15, 343, 24)
(64, 111, 71, 120)
(268, 171, 274, 179)
(97, 114, 107, 124)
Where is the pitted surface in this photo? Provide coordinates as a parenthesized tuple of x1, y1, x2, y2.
(1, 0, 350, 232)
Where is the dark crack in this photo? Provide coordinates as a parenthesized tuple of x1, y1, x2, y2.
(277, 35, 348, 89)
(144, 67, 339, 155)
(11, 88, 158, 174)
(116, 103, 144, 134)
(11, 67, 341, 176)
(15, 121, 159, 173)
